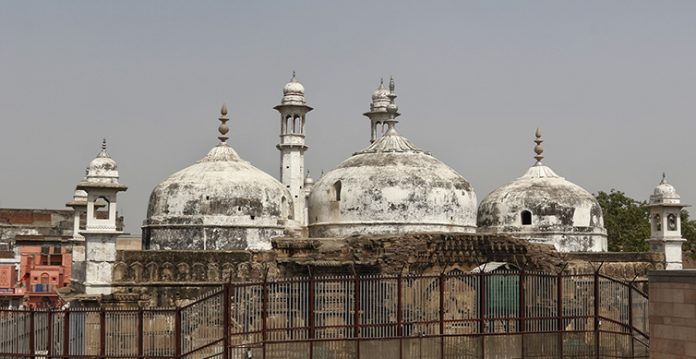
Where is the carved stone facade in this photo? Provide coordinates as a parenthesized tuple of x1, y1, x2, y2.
(108, 233, 664, 306)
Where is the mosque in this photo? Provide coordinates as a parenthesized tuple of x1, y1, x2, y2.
(65, 74, 686, 300)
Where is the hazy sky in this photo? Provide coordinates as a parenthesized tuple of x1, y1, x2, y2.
(2, 1, 696, 234)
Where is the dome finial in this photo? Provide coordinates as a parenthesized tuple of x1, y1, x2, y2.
(218, 103, 230, 144)
(389, 76, 395, 95)
(661, 172, 667, 184)
(534, 128, 544, 164)
(101, 138, 107, 150)
(291, 70, 296, 82)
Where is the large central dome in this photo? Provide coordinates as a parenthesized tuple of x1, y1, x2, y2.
(144, 105, 293, 250)
(307, 80, 477, 238)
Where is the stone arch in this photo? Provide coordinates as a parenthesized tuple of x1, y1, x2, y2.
(160, 262, 175, 281)
(176, 263, 190, 281)
(207, 262, 220, 282)
(130, 262, 144, 283)
(145, 262, 159, 282)
(221, 263, 236, 282)
(191, 263, 206, 281)
(112, 262, 128, 282)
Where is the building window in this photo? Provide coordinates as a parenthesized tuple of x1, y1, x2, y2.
(521, 210, 532, 225)
(654, 214, 661, 231)
(94, 196, 110, 220)
(334, 181, 342, 201)
(668, 214, 677, 231)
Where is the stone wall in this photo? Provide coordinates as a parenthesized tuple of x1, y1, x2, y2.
(649, 270, 696, 358)
(107, 233, 663, 307)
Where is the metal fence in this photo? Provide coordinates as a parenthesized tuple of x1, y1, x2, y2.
(0, 271, 649, 358)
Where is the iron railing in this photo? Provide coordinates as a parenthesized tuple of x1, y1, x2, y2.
(0, 271, 649, 358)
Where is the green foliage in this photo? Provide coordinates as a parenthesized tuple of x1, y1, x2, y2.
(680, 210, 696, 259)
(595, 190, 650, 252)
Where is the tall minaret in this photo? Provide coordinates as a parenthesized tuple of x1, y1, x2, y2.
(274, 72, 312, 226)
(76, 139, 127, 295)
(363, 77, 400, 143)
(646, 173, 688, 270)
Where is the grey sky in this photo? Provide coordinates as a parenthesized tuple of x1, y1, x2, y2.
(1, 1, 695, 234)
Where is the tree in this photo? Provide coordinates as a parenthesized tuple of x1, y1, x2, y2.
(595, 190, 696, 258)
(595, 190, 650, 252)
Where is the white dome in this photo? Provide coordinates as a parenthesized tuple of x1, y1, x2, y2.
(144, 108, 293, 250)
(477, 163, 607, 252)
(650, 174, 681, 205)
(308, 129, 477, 238)
(283, 80, 304, 96)
(280, 73, 307, 106)
(85, 141, 120, 184)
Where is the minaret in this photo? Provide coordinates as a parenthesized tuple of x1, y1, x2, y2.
(75, 139, 127, 295)
(646, 173, 688, 270)
(65, 188, 87, 263)
(363, 77, 400, 142)
(274, 72, 312, 226)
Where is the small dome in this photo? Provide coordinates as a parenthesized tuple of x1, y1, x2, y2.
(650, 174, 681, 205)
(144, 108, 293, 250)
(477, 130, 606, 252)
(73, 189, 88, 201)
(372, 82, 389, 101)
(308, 127, 477, 238)
(283, 80, 304, 96)
(304, 176, 314, 186)
(84, 139, 120, 184)
(280, 72, 306, 106)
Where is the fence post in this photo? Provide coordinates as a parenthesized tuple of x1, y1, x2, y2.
(557, 272, 564, 359)
(63, 307, 70, 357)
(223, 284, 230, 359)
(28, 307, 35, 358)
(100, 307, 106, 358)
(479, 272, 486, 358)
(308, 273, 315, 359)
(594, 271, 600, 359)
(175, 307, 181, 359)
(353, 273, 360, 359)
(262, 275, 268, 359)
(519, 270, 526, 359)
(397, 274, 403, 359)
(137, 307, 144, 359)
(47, 309, 53, 357)
(439, 272, 445, 359)
(628, 284, 634, 358)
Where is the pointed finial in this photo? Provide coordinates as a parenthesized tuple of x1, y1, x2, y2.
(661, 172, 668, 184)
(379, 78, 384, 87)
(389, 76, 395, 94)
(291, 70, 296, 82)
(534, 128, 544, 164)
(218, 103, 230, 143)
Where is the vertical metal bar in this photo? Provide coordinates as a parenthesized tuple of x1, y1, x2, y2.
(628, 285, 634, 358)
(594, 272, 600, 359)
(519, 270, 526, 359)
(63, 308, 70, 357)
(557, 272, 564, 359)
(262, 276, 268, 359)
(479, 272, 486, 358)
(174, 308, 181, 359)
(353, 274, 360, 359)
(439, 273, 445, 359)
(137, 307, 144, 359)
(309, 274, 315, 359)
(223, 284, 230, 359)
(47, 309, 53, 357)
(28, 308, 35, 358)
(397, 274, 403, 359)
(100, 308, 106, 358)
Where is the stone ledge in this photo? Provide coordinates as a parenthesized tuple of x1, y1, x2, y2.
(649, 270, 696, 283)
